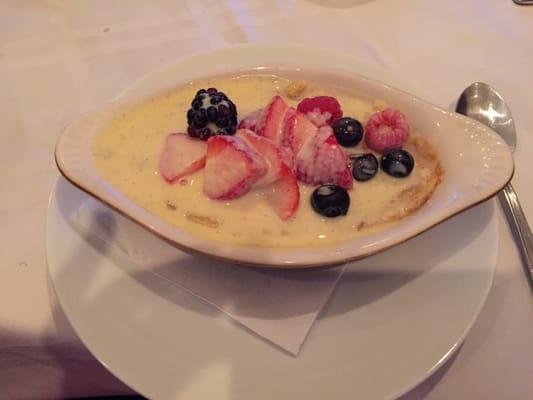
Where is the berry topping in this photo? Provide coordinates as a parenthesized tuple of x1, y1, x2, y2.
(365, 109, 409, 153)
(236, 129, 299, 219)
(381, 148, 415, 178)
(296, 126, 353, 190)
(266, 165, 300, 220)
(297, 96, 343, 127)
(282, 110, 318, 155)
(255, 96, 291, 145)
(332, 117, 364, 147)
(236, 129, 291, 188)
(311, 184, 350, 218)
(159, 133, 207, 183)
(238, 109, 263, 132)
(351, 153, 378, 182)
(203, 135, 266, 200)
(187, 88, 238, 140)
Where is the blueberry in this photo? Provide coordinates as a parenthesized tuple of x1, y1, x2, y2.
(332, 117, 364, 147)
(381, 148, 415, 178)
(352, 153, 378, 182)
(311, 185, 350, 218)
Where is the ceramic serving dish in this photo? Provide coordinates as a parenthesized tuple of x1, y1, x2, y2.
(55, 44, 514, 267)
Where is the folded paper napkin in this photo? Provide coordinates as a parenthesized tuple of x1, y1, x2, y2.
(70, 198, 344, 355)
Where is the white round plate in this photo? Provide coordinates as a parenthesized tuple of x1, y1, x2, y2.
(47, 45, 498, 399)
(47, 179, 497, 400)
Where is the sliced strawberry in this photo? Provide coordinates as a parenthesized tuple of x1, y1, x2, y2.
(296, 96, 343, 126)
(236, 129, 300, 219)
(296, 126, 353, 190)
(279, 146, 295, 172)
(255, 96, 291, 145)
(238, 109, 263, 132)
(203, 135, 266, 200)
(282, 110, 318, 155)
(159, 133, 207, 183)
(236, 129, 286, 188)
(266, 165, 300, 220)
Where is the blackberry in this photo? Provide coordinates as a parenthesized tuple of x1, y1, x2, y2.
(186, 88, 238, 140)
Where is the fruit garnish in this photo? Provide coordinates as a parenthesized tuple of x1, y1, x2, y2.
(296, 96, 343, 126)
(365, 108, 409, 153)
(296, 126, 353, 190)
(255, 96, 291, 145)
(238, 109, 263, 132)
(159, 133, 207, 183)
(282, 110, 317, 155)
(236, 129, 299, 219)
(186, 88, 238, 140)
(203, 135, 266, 200)
(332, 117, 363, 147)
(381, 148, 415, 178)
(266, 165, 300, 220)
(310, 184, 350, 218)
(352, 153, 378, 182)
(236, 129, 290, 188)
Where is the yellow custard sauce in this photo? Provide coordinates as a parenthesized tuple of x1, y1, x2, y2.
(93, 75, 443, 247)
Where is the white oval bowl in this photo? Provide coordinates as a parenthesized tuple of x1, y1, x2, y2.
(55, 44, 514, 268)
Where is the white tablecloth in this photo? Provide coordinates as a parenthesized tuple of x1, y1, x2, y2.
(1, 0, 532, 398)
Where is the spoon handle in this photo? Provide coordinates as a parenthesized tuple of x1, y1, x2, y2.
(498, 182, 533, 288)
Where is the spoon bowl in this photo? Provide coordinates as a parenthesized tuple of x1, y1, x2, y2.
(456, 82, 533, 289)
(456, 82, 516, 151)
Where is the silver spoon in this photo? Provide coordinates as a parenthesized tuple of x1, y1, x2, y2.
(456, 82, 533, 289)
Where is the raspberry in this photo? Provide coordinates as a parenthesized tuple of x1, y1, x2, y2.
(296, 96, 343, 126)
(186, 88, 238, 140)
(364, 109, 409, 153)
(295, 126, 353, 190)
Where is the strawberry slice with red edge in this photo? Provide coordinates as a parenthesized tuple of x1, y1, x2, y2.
(282, 110, 318, 155)
(266, 165, 300, 220)
(159, 133, 207, 183)
(255, 96, 291, 145)
(296, 96, 343, 126)
(296, 125, 353, 190)
(203, 135, 267, 200)
(238, 109, 263, 132)
(237, 129, 299, 219)
(236, 129, 287, 188)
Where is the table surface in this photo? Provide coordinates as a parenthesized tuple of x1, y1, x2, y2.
(1, 0, 532, 399)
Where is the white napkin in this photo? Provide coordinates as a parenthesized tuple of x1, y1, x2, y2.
(70, 198, 344, 355)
